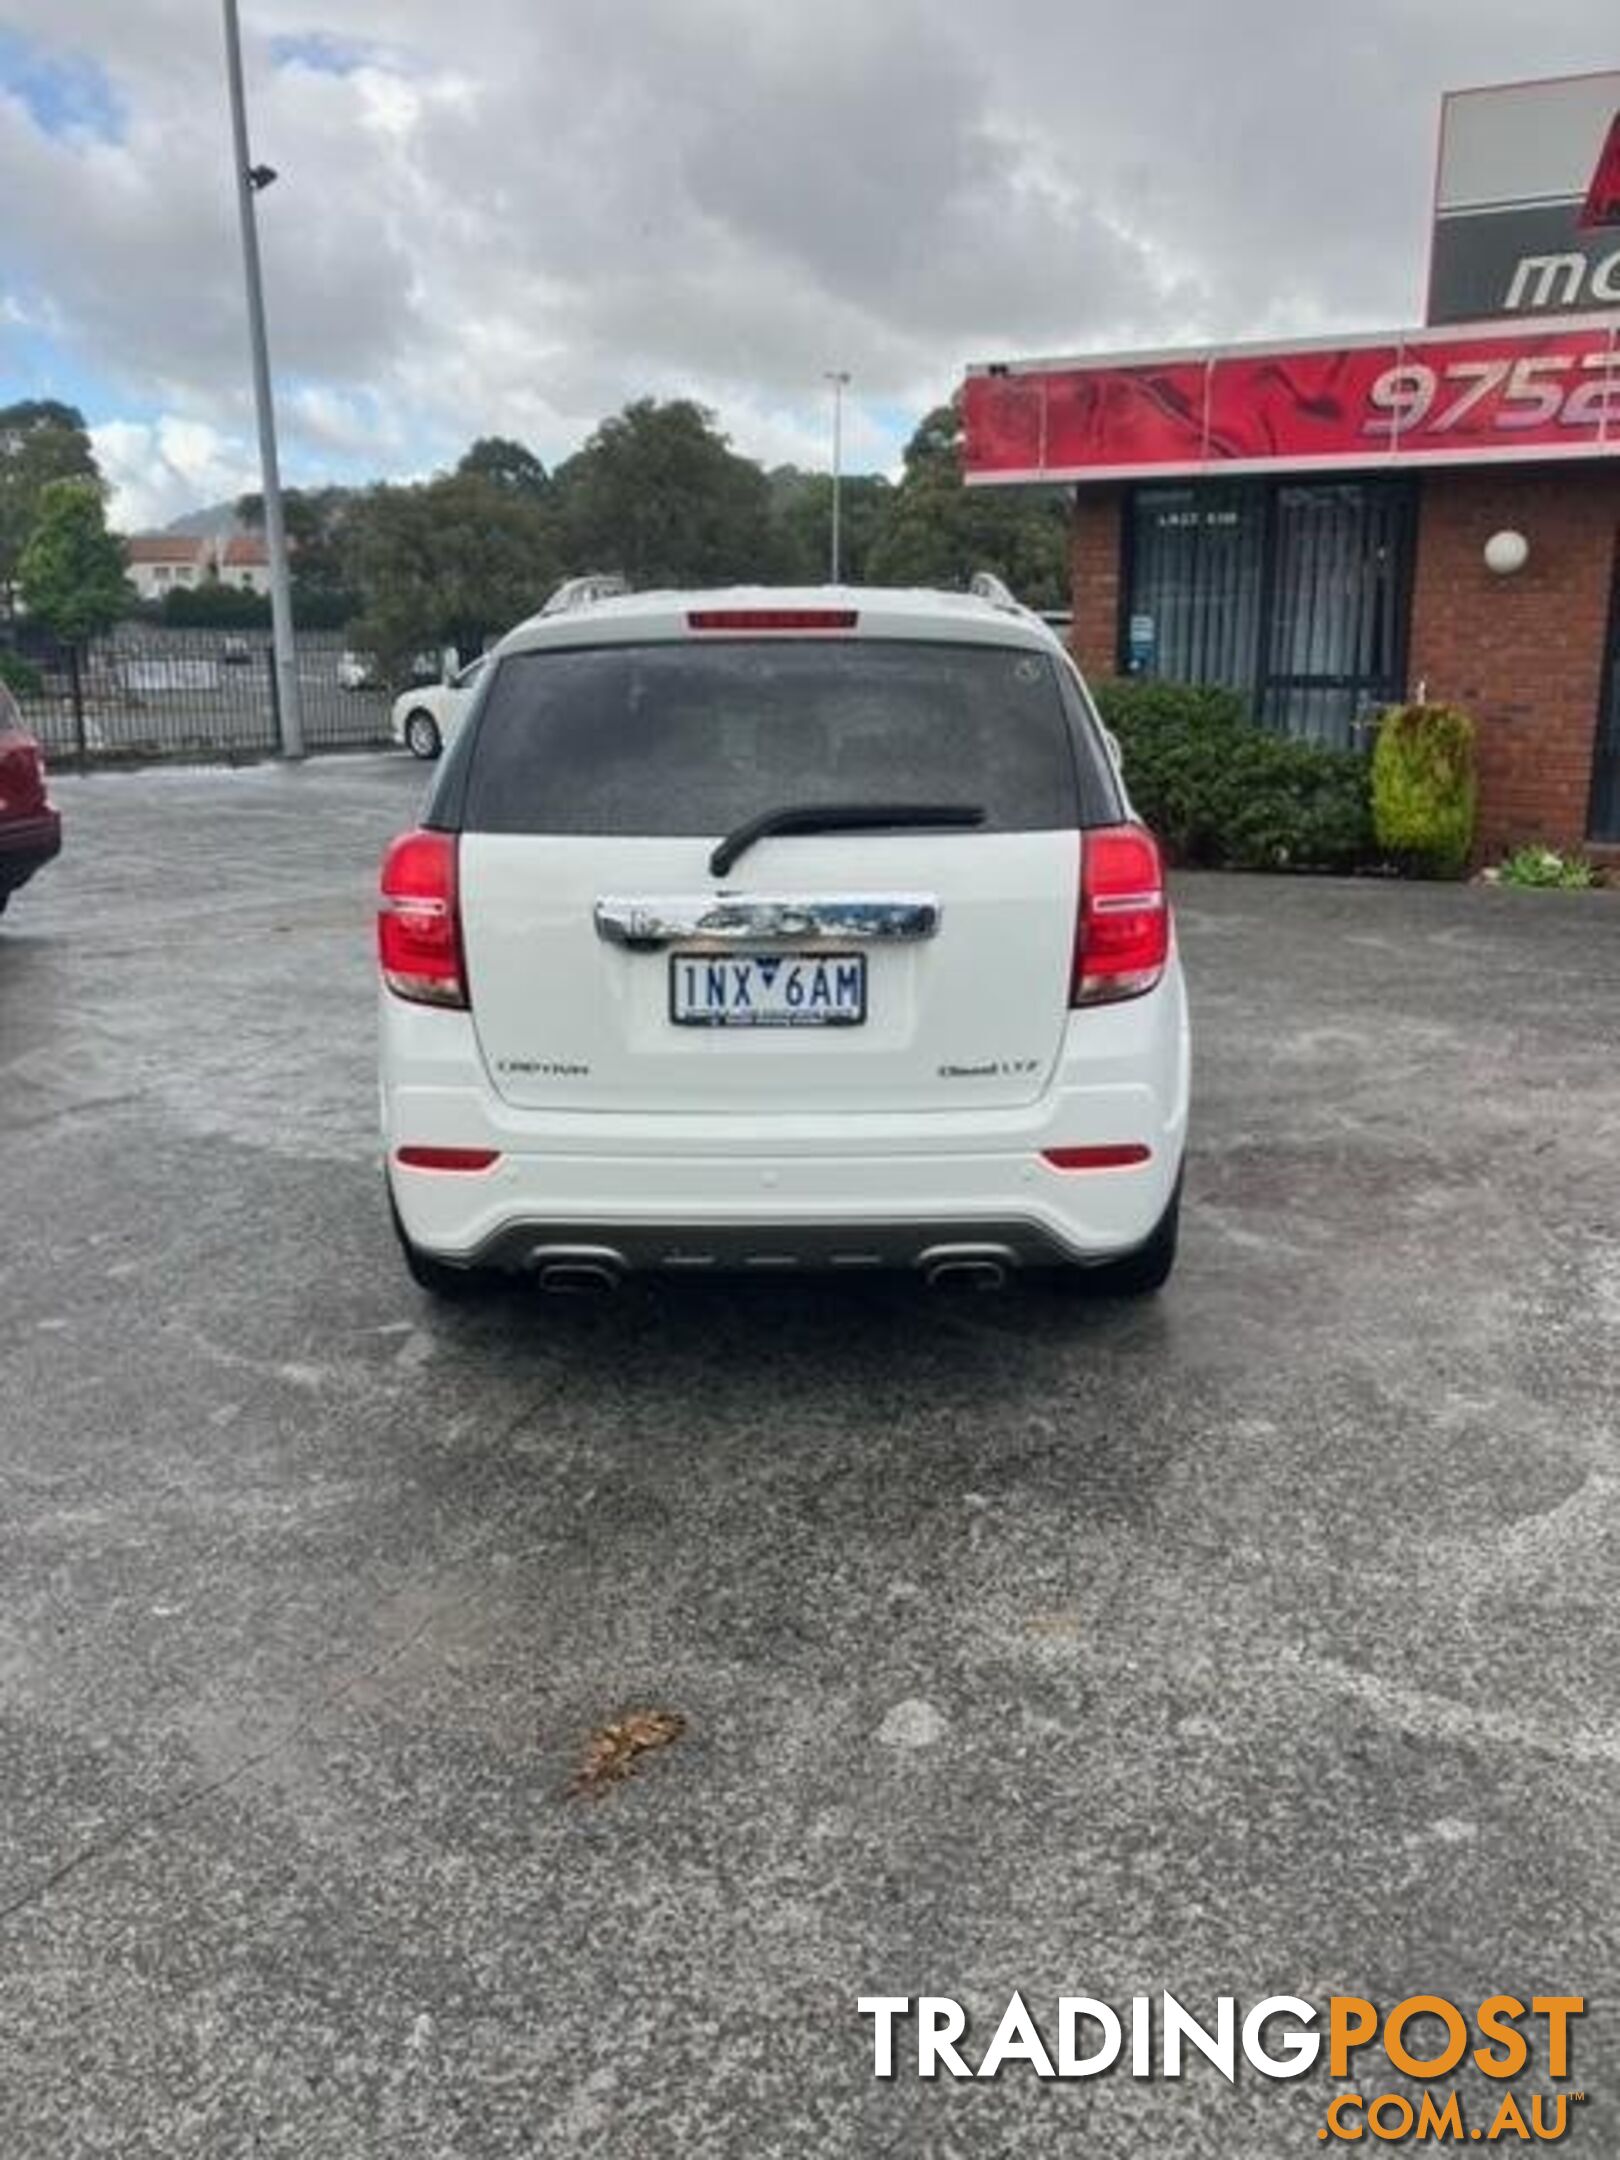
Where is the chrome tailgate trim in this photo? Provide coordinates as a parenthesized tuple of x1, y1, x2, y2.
(594, 893, 940, 948)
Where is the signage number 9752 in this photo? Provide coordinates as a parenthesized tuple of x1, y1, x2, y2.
(1364, 354, 1620, 437)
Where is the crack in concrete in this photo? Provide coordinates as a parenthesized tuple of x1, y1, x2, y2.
(1281, 1644, 1620, 1767)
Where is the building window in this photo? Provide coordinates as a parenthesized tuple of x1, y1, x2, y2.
(1124, 479, 1414, 749)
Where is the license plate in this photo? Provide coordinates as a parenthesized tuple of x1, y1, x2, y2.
(670, 951, 867, 1027)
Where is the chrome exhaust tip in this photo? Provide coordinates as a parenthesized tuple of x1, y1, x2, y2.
(530, 1245, 627, 1295)
(922, 1255, 1009, 1291)
(538, 1262, 622, 1294)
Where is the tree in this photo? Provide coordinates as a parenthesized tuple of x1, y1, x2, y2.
(552, 399, 772, 587)
(866, 399, 1069, 608)
(456, 436, 548, 496)
(765, 466, 892, 584)
(0, 400, 101, 615)
(236, 484, 358, 610)
(17, 478, 131, 644)
(340, 469, 561, 682)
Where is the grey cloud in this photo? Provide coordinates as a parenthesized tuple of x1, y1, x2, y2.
(0, 36, 421, 411)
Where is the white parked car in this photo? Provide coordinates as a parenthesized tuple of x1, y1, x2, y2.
(390, 654, 491, 759)
(378, 579, 1189, 1299)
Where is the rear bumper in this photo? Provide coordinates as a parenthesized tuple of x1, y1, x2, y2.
(397, 1153, 1181, 1275)
(0, 809, 61, 895)
(382, 965, 1190, 1272)
(456, 1214, 1143, 1278)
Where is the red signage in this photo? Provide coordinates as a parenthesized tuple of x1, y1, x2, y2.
(963, 317, 1620, 484)
(1582, 110, 1620, 227)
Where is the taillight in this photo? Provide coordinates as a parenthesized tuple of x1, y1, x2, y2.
(686, 608, 858, 632)
(1072, 825, 1168, 1005)
(0, 735, 48, 813)
(379, 829, 466, 1007)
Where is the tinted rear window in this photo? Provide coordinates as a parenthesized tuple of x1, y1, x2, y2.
(455, 640, 1111, 836)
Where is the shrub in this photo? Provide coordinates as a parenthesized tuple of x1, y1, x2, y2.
(1370, 703, 1476, 878)
(161, 582, 272, 629)
(1092, 678, 1374, 872)
(1497, 844, 1596, 890)
(0, 648, 43, 698)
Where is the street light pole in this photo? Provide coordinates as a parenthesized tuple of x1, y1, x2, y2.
(222, 0, 303, 759)
(825, 369, 851, 584)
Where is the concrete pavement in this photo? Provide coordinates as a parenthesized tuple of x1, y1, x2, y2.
(1, 755, 1616, 2155)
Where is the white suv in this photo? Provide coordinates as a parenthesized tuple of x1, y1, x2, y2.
(378, 581, 1189, 1298)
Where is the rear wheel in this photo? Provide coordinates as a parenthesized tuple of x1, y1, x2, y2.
(388, 1189, 493, 1302)
(1060, 1170, 1182, 1298)
(403, 709, 441, 760)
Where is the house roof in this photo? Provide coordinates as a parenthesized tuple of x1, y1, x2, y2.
(125, 534, 207, 564)
(220, 534, 269, 567)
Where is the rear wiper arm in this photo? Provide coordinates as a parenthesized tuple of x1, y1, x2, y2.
(710, 801, 986, 878)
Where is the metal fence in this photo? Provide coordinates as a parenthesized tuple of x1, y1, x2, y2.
(7, 627, 395, 765)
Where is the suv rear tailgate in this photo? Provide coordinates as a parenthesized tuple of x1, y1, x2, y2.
(460, 828, 1079, 1115)
(448, 629, 1119, 1119)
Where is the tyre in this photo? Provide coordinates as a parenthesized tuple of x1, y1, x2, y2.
(388, 1189, 493, 1302)
(403, 709, 442, 760)
(1058, 1169, 1182, 1298)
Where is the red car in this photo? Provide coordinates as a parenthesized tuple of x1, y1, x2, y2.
(0, 682, 61, 916)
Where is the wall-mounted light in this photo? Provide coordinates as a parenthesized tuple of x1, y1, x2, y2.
(1483, 529, 1529, 576)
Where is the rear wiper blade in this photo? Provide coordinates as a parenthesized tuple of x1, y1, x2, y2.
(709, 801, 986, 878)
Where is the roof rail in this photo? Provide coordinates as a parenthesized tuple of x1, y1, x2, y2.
(540, 573, 629, 617)
(969, 572, 1067, 646)
(967, 570, 1024, 612)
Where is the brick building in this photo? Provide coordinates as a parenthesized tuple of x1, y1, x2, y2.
(1057, 462, 1620, 859)
(962, 73, 1620, 859)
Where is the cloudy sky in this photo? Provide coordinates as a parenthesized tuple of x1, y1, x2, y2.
(1, 1, 1615, 528)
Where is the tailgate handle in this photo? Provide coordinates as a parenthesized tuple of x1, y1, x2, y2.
(594, 894, 940, 949)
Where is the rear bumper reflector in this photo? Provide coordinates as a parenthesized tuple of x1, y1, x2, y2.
(1041, 1144, 1151, 1170)
(395, 1146, 502, 1173)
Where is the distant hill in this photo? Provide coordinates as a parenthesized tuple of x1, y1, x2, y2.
(163, 501, 244, 539)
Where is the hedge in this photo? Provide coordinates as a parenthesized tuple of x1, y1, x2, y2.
(0, 649, 44, 699)
(1091, 679, 1375, 872)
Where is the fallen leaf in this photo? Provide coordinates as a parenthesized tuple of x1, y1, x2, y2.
(566, 1708, 686, 1798)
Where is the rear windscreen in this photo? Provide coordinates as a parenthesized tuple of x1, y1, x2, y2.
(454, 640, 1113, 836)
